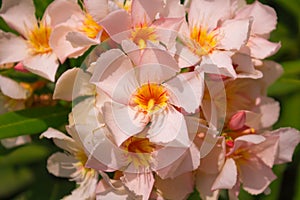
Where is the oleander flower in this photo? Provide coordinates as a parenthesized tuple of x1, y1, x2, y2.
(0, 0, 64, 81)
(100, 0, 185, 49)
(49, 0, 110, 63)
(177, 0, 251, 78)
(41, 127, 99, 200)
(234, 1, 281, 60)
(90, 41, 203, 146)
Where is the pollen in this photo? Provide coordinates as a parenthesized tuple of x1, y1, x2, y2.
(189, 26, 218, 56)
(27, 22, 52, 55)
(132, 83, 168, 113)
(80, 13, 102, 39)
(131, 23, 157, 49)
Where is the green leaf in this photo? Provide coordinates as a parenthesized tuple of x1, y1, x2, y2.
(0, 106, 70, 140)
(0, 144, 50, 166)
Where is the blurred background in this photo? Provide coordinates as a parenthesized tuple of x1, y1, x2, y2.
(0, 0, 299, 199)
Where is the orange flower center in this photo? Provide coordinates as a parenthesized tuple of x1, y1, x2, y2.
(131, 23, 157, 48)
(132, 83, 168, 113)
(189, 26, 218, 56)
(80, 13, 103, 39)
(27, 22, 52, 55)
(122, 136, 156, 168)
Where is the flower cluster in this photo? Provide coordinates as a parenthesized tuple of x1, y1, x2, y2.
(0, 0, 299, 199)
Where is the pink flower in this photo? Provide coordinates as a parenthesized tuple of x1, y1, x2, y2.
(0, 0, 63, 81)
(234, 1, 281, 60)
(40, 127, 99, 200)
(177, 0, 251, 78)
(100, 0, 185, 49)
(49, 0, 110, 63)
(90, 42, 203, 146)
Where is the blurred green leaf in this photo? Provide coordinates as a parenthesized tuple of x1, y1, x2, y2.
(0, 167, 34, 199)
(0, 106, 70, 140)
(0, 144, 50, 166)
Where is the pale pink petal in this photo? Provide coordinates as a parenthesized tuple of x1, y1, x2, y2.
(54, 68, 94, 101)
(103, 102, 148, 146)
(155, 173, 194, 200)
(45, 0, 83, 27)
(40, 128, 79, 154)
(131, 0, 163, 25)
(235, 1, 277, 35)
(66, 31, 99, 48)
(100, 10, 131, 43)
(50, 25, 89, 63)
(96, 179, 133, 200)
(196, 171, 220, 200)
(0, 75, 29, 99)
(1, 136, 31, 148)
(84, 0, 108, 22)
(91, 49, 138, 104)
(63, 171, 98, 200)
(218, 19, 251, 51)
(154, 142, 200, 179)
(232, 51, 263, 79)
(256, 97, 280, 128)
(212, 158, 237, 190)
(165, 71, 204, 113)
(0, 32, 28, 65)
(153, 17, 183, 49)
(47, 152, 77, 178)
(258, 61, 283, 89)
(23, 53, 59, 82)
(121, 172, 154, 200)
(200, 51, 236, 78)
(148, 106, 189, 145)
(247, 37, 281, 59)
(169, 42, 200, 68)
(269, 128, 300, 164)
(232, 135, 265, 152)
(251, 134, 279, 168)
(160, 0, 185, 18)
(189, 0, 231, 30)
(238, 156, 276, 195)
(0, 0, 37, 36)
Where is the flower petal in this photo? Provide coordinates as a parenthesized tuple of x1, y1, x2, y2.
(100, 10, 131, 43)
(47, 152, 77, 178)
(103, 102, 148, 146)
(165, 71, 204, 114)
(269, 128, 300, 164)
(84, 0, 108, 22)
(219, 19, 251, 51)
(148, 106, 189, 146)
(155, 172, 194, 200)
(24, 53, 59, 82)
(212, 158, 237, 190)
(1, 136, 31, 149)
(0, 0, 37, 36)
(0, 75, 29, 99)
(238, 156, 276, 195)
(131, 0, 163, 25)
(235, 1, 277, 35)
(0, 31, 28, 65)
(247, 37, 281, 59)
(121, 171, 154, 200)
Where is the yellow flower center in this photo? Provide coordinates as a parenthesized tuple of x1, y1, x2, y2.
(131, 23, 157, 49)
(122, 136, 156, 168)
(132, 83, 168, 113)
(80, 14, 103, 39)
(189, 26, 218, 56)
(27, 22, 52, 55)
(116, 0, 132, 12)
(75, 150, 88, 167)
